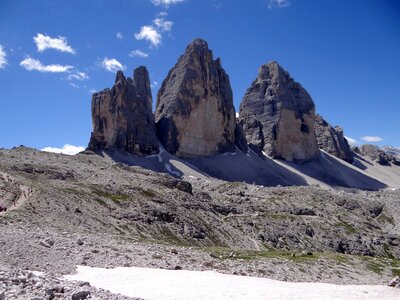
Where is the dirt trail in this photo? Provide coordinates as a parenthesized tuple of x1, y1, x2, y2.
(0, 171, 33, 215)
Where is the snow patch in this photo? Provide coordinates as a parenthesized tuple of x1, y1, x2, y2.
(64, 266, 399, 300)
(165, 163, 180, 176)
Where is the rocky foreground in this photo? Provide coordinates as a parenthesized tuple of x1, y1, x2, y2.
(0, 146, 400, 299)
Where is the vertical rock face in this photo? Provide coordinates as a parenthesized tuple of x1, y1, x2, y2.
(239, 61, 319, 162)
(88, 67, 159, 155)
(314, 115, 354, 163)
(155, 38, 236, 157)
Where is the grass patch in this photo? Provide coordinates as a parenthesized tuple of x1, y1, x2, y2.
(335, 221, 357, 234)
(137, 187, 158, 198)
(204, 247, 319, 263)
(92, 189, 130, 203)
(377, 214, 395, 226)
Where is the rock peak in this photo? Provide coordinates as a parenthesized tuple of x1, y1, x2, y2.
(240, 61, 319, 162)
(115, 70, 126, 83)
(88, 66, 159, 156)
(155, 39, 237, 157)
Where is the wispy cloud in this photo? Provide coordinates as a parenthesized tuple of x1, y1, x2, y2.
(101, 57, 126, 72)
(344, 136, 357, 146)
(129, 50, 149, 58)
(135, 13, 174, 48)
(20, 56, 73, 73)
(135, 25, 162, 48)
(0, 45, 7, 69)
(151, 0, 185, 7)
(67, 71, 89, 81)
(33, 33, 75, 54)
(153, 16, 173, 32)
(41, 144, 85, 155)
(268, 0, 290, 9)
(89, 88, 97, 94)
(361, 136, 383, 143)
(116, 32, 124, 40)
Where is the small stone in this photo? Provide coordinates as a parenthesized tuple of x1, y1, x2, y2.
(389, 276, 400, 287)
(76, 239, 84, 246)
(0, 291, 5, 300)
(152, 254, 162, 259)
(78, 282, 90, 287)
(71, 291, 91, 300)
(174, 265, 182, 270)
(171, 249, 178, 255)
(75, 208, 82, 214)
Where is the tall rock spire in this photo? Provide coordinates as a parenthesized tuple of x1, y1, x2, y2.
(239, 61, 319, 162)
(155, 38, 237, 157)
(88, 66, 159, 155)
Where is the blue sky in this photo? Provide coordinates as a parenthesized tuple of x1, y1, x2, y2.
(0, 0, 399, 152)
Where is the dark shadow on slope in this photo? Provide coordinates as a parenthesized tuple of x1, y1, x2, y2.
(351, 153, 374, 171)
(185, 149, 308, 187)
(278, 151, 387, 190)
(88, 148, 308, 187)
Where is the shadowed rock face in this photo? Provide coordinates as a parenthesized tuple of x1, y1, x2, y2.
(239, 61, 319, 162)
(88, 67, 159, 156)
(314, 115, 354, 163)
(155, 38, 236, 157)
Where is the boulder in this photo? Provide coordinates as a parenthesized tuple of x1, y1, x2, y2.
(239, 61, 319, 162)
(155, 38, 236, 157)
(314, 114, 354, 163)
(88, 67, 159, 155)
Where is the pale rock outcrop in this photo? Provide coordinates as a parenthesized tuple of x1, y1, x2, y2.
(88, 67, 159, 155)
(155, 39, 236, 157)
(314, 114, 354, 163)
(356, 144, 400, 166)
(239, 61, 319, 162)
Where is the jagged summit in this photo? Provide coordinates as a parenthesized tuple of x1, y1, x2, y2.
(88, 66, 159, 156)
(155, 38, 237, 157)
(239, 61, 319, 162)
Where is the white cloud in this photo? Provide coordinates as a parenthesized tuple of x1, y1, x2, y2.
(361, 136, 383, 143)
(135, 26, 162, 47)
(69, 82, 80, 89)
(33, 33, 75, 54)
(344, 136, 357, 146)
(151, 0, 185, 7)
(129, 50, 149, 58)
(235, 112, 239, 118)
(0, 45, 7, 69)
(268, 0, 290, 9)
(101, 57, 126, 72)
(20, 56, 73, 73)
(41, 144, 85, 155)
(153, 17, 173, 32)
(89, 88, 97, 94)
(116, 32, 124, 40)
(67, 71, 89, 81)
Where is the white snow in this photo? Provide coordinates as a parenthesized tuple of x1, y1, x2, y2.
(64, 266, 399, 300)
(165, 163, 180, 176)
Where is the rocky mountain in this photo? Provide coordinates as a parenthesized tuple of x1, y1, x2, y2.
(155, 39, 237, 157)
(88, 67, 159, 156)
(355, 144, 400, 166)
(1, 146, 400, 300)
(314, 114, 354, 163)
(239, 61, 319, 162)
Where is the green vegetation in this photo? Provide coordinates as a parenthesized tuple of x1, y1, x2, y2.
(92, 189, 130, 203)
(335, 221, 357, 234)
(377, 214, 395, 226)
(204, 247, 319, 263)
(138, 188, 158, 198)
